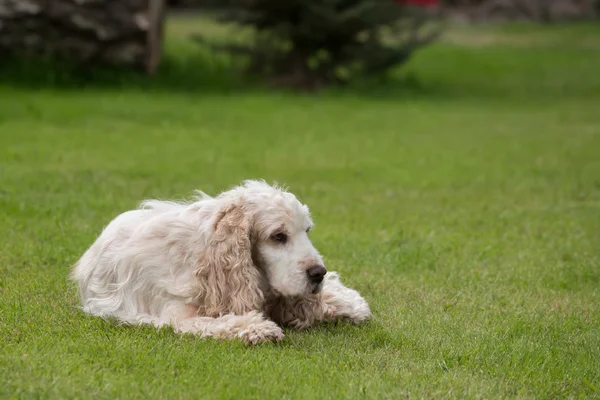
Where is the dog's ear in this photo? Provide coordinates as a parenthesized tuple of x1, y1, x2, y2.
(195, 202, 264, 317)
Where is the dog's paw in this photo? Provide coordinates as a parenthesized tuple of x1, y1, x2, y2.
(238, 320, 284, 345)
(347, 300, 372, 325)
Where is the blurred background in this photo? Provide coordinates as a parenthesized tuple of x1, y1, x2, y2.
(0, 0, 597, 89)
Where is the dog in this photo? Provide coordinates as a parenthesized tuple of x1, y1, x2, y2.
(71, 180, 371, 344)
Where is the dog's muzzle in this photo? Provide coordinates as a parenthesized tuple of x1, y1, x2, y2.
(307, 265, 326, 293)
(306, 265, 327, 284)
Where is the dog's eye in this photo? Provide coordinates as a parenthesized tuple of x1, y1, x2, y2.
(271, 233, 288, 244)
(306, 227, 311, 233)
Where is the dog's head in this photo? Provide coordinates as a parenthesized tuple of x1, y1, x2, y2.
(197, 180, 326, 312)
(242, 181, 326, 297)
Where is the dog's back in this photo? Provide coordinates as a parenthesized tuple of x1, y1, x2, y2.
(71, 203, 197, 322)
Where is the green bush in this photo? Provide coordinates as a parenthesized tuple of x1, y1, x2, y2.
(195, 0, 442, 88)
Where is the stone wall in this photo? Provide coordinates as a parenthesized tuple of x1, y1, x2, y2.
(0, 0, 166, 73)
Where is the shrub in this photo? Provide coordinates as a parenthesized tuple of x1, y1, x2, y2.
(195, 0, 442, 88)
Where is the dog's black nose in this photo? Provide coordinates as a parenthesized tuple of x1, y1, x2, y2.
(306, 265, 327, 284)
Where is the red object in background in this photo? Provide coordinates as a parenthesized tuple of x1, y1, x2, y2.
(394, 0, 439, 7)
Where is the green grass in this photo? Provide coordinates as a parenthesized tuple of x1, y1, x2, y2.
(1, 16, 600, 399)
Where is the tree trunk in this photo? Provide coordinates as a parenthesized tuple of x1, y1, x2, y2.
(0, 0, 166, 74)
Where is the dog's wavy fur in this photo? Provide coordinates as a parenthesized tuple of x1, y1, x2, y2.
(72, 180, 371, 344)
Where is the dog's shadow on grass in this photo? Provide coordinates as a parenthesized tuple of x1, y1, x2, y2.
(80, 312, 399, 352)
(274, 318, 403, 352)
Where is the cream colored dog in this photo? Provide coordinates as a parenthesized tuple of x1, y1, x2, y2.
(72, 180, 371, 344)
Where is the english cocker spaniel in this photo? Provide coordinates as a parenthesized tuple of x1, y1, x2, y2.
(71, 180, 371, 344)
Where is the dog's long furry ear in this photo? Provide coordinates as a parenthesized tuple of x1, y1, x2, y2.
(195, 202, 264, 317)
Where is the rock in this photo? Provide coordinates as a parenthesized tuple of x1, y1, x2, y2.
(0, 0, 166, 73)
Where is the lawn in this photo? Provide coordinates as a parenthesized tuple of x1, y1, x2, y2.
(1, 15, 599, 399)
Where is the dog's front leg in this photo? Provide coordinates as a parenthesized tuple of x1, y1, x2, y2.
(174, 311, 284, 345)
(318, 272, 372, 324)
(268, 272, 372, 329)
